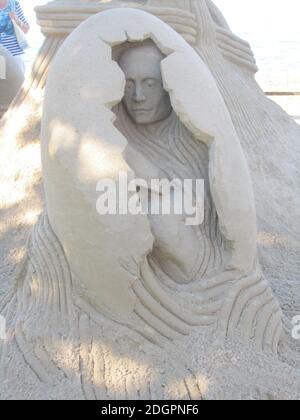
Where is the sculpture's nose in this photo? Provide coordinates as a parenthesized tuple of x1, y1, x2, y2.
(133, 83, 146, 103)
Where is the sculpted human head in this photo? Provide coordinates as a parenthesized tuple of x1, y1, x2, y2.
(118, 42, 172, 125)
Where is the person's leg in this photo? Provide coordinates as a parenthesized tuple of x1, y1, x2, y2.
(13, 54, 25, 75)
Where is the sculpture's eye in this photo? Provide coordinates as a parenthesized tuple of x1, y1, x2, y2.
(125, 80, 134, 91)
(145, 78, 156, 88)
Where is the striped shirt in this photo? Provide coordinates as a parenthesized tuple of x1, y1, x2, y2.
(0, 1, 28, 56)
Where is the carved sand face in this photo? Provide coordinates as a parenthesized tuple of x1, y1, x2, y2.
(119, 43, 172, 125)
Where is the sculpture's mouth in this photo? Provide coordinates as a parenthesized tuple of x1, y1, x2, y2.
(132, 108, 153, 112)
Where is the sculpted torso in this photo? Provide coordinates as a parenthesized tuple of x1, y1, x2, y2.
(117, 42, 209, 284)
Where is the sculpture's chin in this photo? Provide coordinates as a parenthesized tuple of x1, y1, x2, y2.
(131, 114, 155, 125)
(128, 109, 173, 126)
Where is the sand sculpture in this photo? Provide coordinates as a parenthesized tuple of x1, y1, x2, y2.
(0, 45, 24, 119)
(0, 1, 299, 400)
